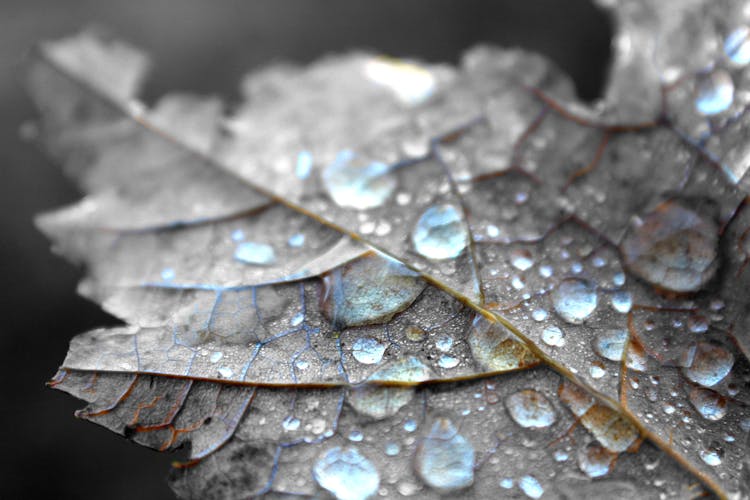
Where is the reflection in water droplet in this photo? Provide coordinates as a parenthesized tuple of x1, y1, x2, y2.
(282, 415, 301, 431)
(541, 325, 566, 347)
(313, 446, 380, 500)
(438, 355, 459, 369)
(385, 442, 400, 456)
(322, 150, 396, 210)
(519, 475, 544, 499)
(578, 444, 615, 478)
(725, 26, 750, 66)
(287, 232, 305, 248)
(404, 419, 418, 432)
(348, 386, 415, 420)
(468, 315, 539, 371)
(681, 342, 734, 387)
(321, 255, 425, 329)
(510, 248, 534, 270)
(695, 69, 734, 116)
(620, 201, 719, 293)
(689, 387, 728, 421)
(505, 389, 557, 429)
(352, 337, 386, 365)
(610, 291, 632, 313)
(592, 329, 628, 362)
(552, 278, 598, 324)
(411, 204, 468, 260)
(234, 242, 276, 265)
(435, 335, 454, 352)
(699, 442, 724, 466)
(414, 418, 475, 493)
(296, 150, 313, 179)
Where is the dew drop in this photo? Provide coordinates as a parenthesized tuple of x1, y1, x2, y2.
(725, 26, 750, 66)
(385, 442, 400, 456)
(689, 387, 728, 421)
(217, 366, 233, 378)
(438, 355, 459, 369)
(347, 386, 415, 420)
(695, 69, 734, 116)
(367, 356, 433, 384)
(499, 478, 514, 489)
(553, 449, 569, 462)
(577, 444, 615, 478)
(160, 267, 175, 281)
(209, 351, 223, 363)
(681, 342, 734, 387)
(531, 309, 548, 322)
(313, 446, 380, 500)
(322, 150, 396, 210)
(295, 150, 313, 179)
(404, 419, 418, 432)
(510, 249, 534, 271)
(505, 389, 557, 429)
(414, 418, 475, 493)
(435, 335, 454, 352)
(282, 415, 301, 432)
(234, 242, 276, 266)
(411, 204, 468, 260)
(352, 337, 386, 365)
(699, 442, 724, 467)
(519, 475, 544, 499)
(348, 430, 364, 442)
(287, 232, 305, 248)
(551, 278, 598, 324)
(589, 362, 606, 379)
(610, 291, 632, 313)
(541, 325, 566, 347)
(468, 316, 539, 371)
(592, 329, 628, 362)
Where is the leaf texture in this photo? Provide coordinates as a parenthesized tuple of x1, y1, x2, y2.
(27, 1, 750, 498)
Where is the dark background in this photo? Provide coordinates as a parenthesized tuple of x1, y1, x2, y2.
(0, 1, 611, 498)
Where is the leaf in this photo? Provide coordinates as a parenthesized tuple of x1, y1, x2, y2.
(26, 1, 750, 498)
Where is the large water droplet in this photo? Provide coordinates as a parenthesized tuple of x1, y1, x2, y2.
(699, 442, 724, 466)
(468, 315, 539, 371)
(347, 386, 414, 420)
(681, 342, 734, 387)
(620, 201, 719, 293)
(519, 475, 544, 499)
(551, 278, 598, 324)
(689, 387, 728, 421)
(414, 418, 475, 493)
(312, 446, 380, 500)
(505, 389, 557, 429)
(321, 254, 425, 329)
(592, 329, 628, 362)
(411, 204, 468, 260)
(541, 325, 566, 347)
(322, 150, 397, 210)
(694, 69, 734, 116)
(351, 337, 386, 365)
(725, 26, 750, 66)
(234, 241, 276, 265)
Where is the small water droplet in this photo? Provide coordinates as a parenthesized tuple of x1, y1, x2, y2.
(531, 309, 548, 322)
(540, 325, 566, 349)
(160, 267, 175, 281)
(438, 355, 460, 369)
(295, 150, 313, 179)
(519, 475, 544, 499)
(689, 387, 728, 421)
(291, 312, 304, 326)
(287, 232, 305, 248)
(553, 449, 569, 462)
(589, 362, 607, 379)
(505, 389, 557, 429)
(610, 291, 632, 313)
(411, 204, 468, 260)
(487, 224, 500, 238)
(414, 418, 475, 493)
(217, 366, 233, 378)
(510, 249, 534, 271)
(681, 342, 734, 387)
(435, 335, 454, 352)
(539, 265, 553, 278)
(592, 329, 628, 362)
(725, 26, 750, 66)
(348, 430, 364, 442)
(499, 478, 514, 489)
(322, 150, 396, 210)
(282, 415, 301, 431)
(313, 446, 380, 500)
(352, 337, 386, 365)
(209, 351, 223, 363)
(552, 278, 598, 324)
(699, 442, 724, 466)
(577, 444, 615, 478)
(385, 442, 400, 456)
(695, 69, 735, 116)
(234, 242, 276, 265)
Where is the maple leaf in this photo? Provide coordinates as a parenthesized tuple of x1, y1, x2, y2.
(26, 0, 750, 498)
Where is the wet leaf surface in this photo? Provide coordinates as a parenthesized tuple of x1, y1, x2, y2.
(27, 1, 750, 498)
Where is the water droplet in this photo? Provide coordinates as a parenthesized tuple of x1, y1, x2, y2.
(209, 351, 223, 363)
(551, 278, 598, 324)
(699, 442, 724, 466)
(313, 446, 380, 500)
(578, 444, 615, 478)
(505, 389, 557, 429)
(695, 69, 734, 116)
(364, 57, 436, 106)
(468, 316, 539, 371)
(531, 309, 548, 322)
(322, 150, 396, 210)
(519, 475, 544, 499)
(438, 355, 459, 369)
(351, 337, 386, 365)
(282, 415, 301, 431)
(541, 325, 566, 347)
(592, 329, 628, 362)
(287, 232, 305, 248)
(367, 356, 433, 383)
(348, 386, 415, 420)
(681, 342, 734, 387)
(234, 242, 276, 266)
(414, 418, 475, 493)
(539, 265, 554, 278)
(612, 272, 625, 287)
(411, 204, 468, 260)
(725, 26, 750, 66)
(553, 449, 569, 462)
(160, 267, 175, 281)
(610, 291, 632, 313)
(487, 224, 500, 238)
(217, 366, 233, 378)
(295, 150, 313, 179)
(385, 442, 400, 456)
(291, 312, 304, 326)
(349, 430, 364, 442)
(435, 335, 454, 352)
(589, 362, 606, 379)
(499, 478, 514, 489)
(510, 249, 534, 271)
(404, 419, 418, 432)
(689, 387, 728, 421)
(321, 254, 425, 328)
(620, 201, 719, 292)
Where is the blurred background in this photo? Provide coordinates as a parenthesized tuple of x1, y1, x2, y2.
(0, 1, 611, 498)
